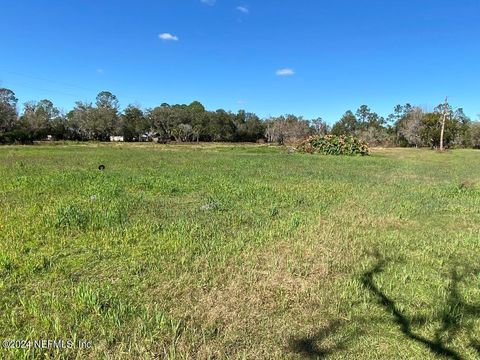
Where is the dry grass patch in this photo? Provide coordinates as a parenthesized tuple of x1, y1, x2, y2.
(167, 223, 341, 358)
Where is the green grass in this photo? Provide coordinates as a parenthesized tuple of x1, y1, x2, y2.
(0, 143, 479, 359)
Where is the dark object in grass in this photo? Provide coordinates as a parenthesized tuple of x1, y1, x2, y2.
(98, 165, 105, 171)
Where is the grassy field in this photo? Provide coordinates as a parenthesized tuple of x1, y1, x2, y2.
(0, 143, 479, 359)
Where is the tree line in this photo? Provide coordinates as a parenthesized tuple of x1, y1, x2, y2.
(1, 88, 479, 148)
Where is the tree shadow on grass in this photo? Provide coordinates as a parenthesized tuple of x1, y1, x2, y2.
(287, 321, 347, 359)
(361, 252, 480, 360)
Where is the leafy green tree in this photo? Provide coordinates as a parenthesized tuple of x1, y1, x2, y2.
(232, 110, 264, 142)
(49, 115, 69, 140)
(355, 105, 371, 131)
(331, 106, 386, 144)
(92, 91, 120, 141)
(5, 88, 479, 149)
(453, 108, 471, 147)
(390, 103, 415, 145)
(0, 88, 18, 133)
(242, 112, 265, 142)
(331, 111, 357, 136)
(388, 104, 413, 127)
(356, 105, 385, 131)
(208, 110, 236, 141)
(64, 92, 119, 141)
(66, 101, 94, 140)
(96, 91, 119, 110)
(420, 111, 459, 148)
(20, 99, 61, 139)
(187, 101, 206, 141)
(187, 101, 205, 114)
(470, 122, 480, 148)
(147, 104, 178, 141)
(120, 105, 147, 141)
(191, 112, 209, 142)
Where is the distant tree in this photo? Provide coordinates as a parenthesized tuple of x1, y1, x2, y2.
(453, 108, 471, 147)
(96, 91, 119, 110)
(392, 103, 466, 149)
(359, 127, 389, 146)
(187, 101, 206, 141)
(311, 117, 328, 136)
(187, 100, 205, 114)
(5, 87, 480, 149)
(390, 103, 415, 145)
(470, 122, 480, 148)
(120, 105, 147, 141)
(148, 104, 179, 141)
(331, 106, 388, 145)
(264, 115, 311, 144)
(331, 111, 357, 136)
(66, 101, 94, 140)
(397, 107, 424, 147)
(49, 115, 69, 140)
(387, 103, 413, 127)
(20, 99, 61, 139)
(264, 119, 277, 144)
(420, 111, 459, 149)
(436, 97, 452, 151)
(233, 110, 264, 142)
(174, 123, 193, 141)
(233, 110, 248, 141)
(191, 112, 210, 142)
(65, 92, 120, 141)
(356, 105, 385, 132)
(243, 113, 265, 142)
(170, 104, 194, 142)
(420, 112, 442, 148)
(0, 88, 18, 133)
(355, 105, 371, 131)
(91, 91, 120, 141)
(207, 110, 236, 141)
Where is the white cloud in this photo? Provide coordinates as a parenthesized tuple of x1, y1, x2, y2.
(236, 6, 249, 14)
(201, 0, 216, 5)
(96, 68, 104, 75)
(158, 33, 179, 41)
(276, 68, 295, 76)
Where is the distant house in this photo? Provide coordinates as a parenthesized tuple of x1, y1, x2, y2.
(110, 136, 124, 142)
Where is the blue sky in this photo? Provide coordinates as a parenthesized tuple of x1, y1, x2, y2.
(1, 0, 479, 124)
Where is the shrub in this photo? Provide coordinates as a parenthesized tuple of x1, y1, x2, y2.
(0, 130, 34, 144)
(296, 135, 370, 156)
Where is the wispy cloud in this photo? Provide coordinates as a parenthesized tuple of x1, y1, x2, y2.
(158, 33, 179, 41)
(201, 0, 216, 5)
(96, 68, 104, 75)
(236, 6, 249, 14)
(276, 68, 295, 76)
